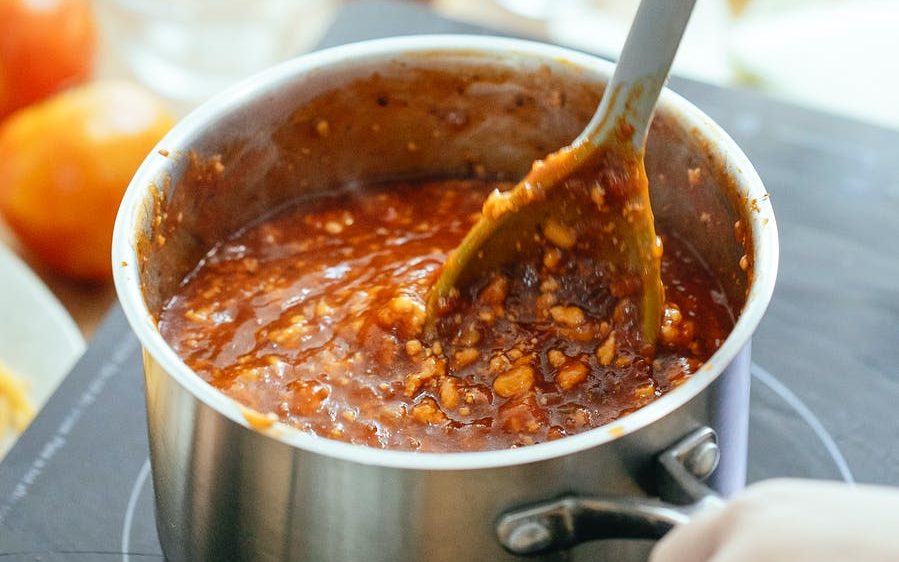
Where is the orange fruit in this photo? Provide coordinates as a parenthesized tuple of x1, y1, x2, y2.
(0, 0, 97, 121)
(0, 81, 175, 281)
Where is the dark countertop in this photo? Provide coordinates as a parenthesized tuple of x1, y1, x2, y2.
(1, 1, 897, 559)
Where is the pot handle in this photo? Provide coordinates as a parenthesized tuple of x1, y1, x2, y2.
(495, 427, 725, 556)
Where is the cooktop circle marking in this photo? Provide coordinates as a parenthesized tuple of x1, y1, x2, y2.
(122, 458, 151, 562)
(751, 362, 855, 484)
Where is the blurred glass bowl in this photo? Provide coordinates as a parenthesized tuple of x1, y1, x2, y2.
(96, 0, 337, 112)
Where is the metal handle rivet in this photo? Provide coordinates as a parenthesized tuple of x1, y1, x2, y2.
(685, 440, 719, 480)
(506, 520, 553, 554)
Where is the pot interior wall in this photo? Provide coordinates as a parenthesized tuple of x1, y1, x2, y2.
(137, 52, 749, 320)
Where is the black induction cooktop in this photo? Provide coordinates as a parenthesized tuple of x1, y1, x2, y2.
(2, 2, 897, 560)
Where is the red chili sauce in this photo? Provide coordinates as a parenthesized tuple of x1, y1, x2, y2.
(158, 179, 733, 451)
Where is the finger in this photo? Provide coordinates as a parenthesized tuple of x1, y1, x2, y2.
(649, 507, 730, 562)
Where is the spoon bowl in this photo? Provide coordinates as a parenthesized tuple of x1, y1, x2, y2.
(426, 0, 697, 347)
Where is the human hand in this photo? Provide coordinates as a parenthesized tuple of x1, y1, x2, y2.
(650, 478, 899, 562)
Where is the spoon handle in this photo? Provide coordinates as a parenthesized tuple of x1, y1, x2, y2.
(577, 0, 697, 153)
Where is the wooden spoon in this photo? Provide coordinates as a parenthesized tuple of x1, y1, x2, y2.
(425, 0, 697, 348)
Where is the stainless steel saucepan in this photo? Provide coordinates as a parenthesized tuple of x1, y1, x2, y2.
(112, 36, 778, 562)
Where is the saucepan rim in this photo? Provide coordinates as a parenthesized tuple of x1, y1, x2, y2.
(112, 34, 779, 471)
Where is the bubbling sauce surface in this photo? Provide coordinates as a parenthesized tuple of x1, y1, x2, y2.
(159, 179, 733, 451)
